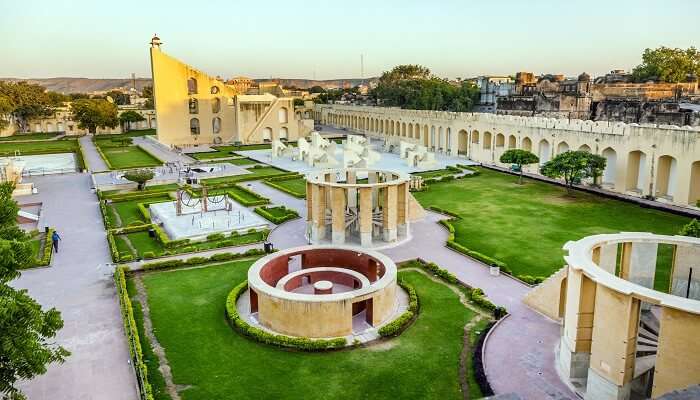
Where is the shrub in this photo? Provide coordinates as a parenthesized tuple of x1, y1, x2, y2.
(142, 251, 155, 259)
(123, 169, 155, 190)
(517, 275, 545, 285)
(225, 280, 346, 350)
(254, 205, 299, 224)
(33, 228, 55, 266)
(422, 261, 457, 283)
(379, 279, 420, 337)
(206, 233, 225, 241)
(120, 254, 134, 262)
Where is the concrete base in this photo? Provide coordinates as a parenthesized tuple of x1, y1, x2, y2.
(397, 223, 408, 237)
(584, 367, 631, 400)
(311, 225, 326, 241)
(559, 338, 591, 381)
(383, 228, 397, 242)
(361, 232, 372, 247)
(332, 231, 345, 244)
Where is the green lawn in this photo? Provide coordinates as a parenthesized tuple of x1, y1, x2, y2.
(120, 230, 266, 259)
(138, 261, 475, 400)
(0, 138, 79, 156)
(414, 168, 689, 291)
(228, 158, 257, 166)
(203, 166, 288, 185)
(227, 184, 268, 204)
(100, 146, 162, 169)
(101, 183, 178, 199)
(414, 168, 460, 179)
(266, 177, 307, 197)
(108, 194, 172, 227)
(0, 132, 61, 141)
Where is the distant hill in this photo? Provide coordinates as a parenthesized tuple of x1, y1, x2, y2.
(0, 77, 378, 93)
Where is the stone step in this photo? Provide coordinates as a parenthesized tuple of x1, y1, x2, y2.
(635, 344, 658, 353)
(636, 337, 658, 347)
(638, 326, 659, 341)
(634, 355, 656, 378)
(640, 310, 660, 334)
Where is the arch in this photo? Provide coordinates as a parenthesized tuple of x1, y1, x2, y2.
(279, 127, 288, 140)
(457, 129, 468, 155)
(212, 97, 221, 113)
(57, 122, 64, 132)
(212, 117, 221, 134)
(521, 137, 532, 151)
(602, 147, 617, 186)
(262, 127, 273, 141)
(46, 122, 54, 132)
(472, 130, 480, 144)
(495, 133, 505, 147)
(625, 150, 647, 192)
(189, 118, 200, 135)
(278, 107, 288, 124)
(655, 155, 678, 199)
(578, 144, 592, 153)
(423, 125, 429, 146)
(414, 124, 420, 139)
(187, 77, 198, 94)
(34, 123, 42, 132)
(438, 127, 444, 150)
(446, 128, 452, 151)
(689, 161, 700, 205)
(430, 126, 436, 149)
(407, 123, 413, 139)
(483, 131, 492, 150)
(557, 141, 570, 154)
(508, 135, 516, 149)
(150, 118, 157, 128)
(189, 98, 199, 114)
(538, 139, 550, 163)
(401, 122, 407, 137)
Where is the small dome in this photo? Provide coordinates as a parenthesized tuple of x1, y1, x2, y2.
(578, 72, 591, 81)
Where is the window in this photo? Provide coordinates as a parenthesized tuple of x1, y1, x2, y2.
(212, 117, 221, 134)
(212, 97, 221, 113)
(189, 98, 199, 114)
(278, 107, 288, 124)
(210, 86, 220, 94)
(190, 118, 200, 135)
(187, 78, 198, 94)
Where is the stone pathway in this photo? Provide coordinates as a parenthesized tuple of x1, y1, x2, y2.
(132, 136, 195, 164)
(11, 174, 138, 400)
(79, 135, 109, 172)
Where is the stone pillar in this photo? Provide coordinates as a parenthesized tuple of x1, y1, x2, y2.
(368, 172, 378, 208)
(306, 181, 313, 222)
(585, 285, 640, 400)
(311, 185, 326, 241)
(670, 244, 700, 300)
(560, 267, 597, 382)
(397, 182, 408, 237)
(331, 187, 346, 244)
(651, 306, 700, 398)
(628, 242, 658, 290)
(382, 185, 397, 242)
(359, 187, 372, 247)
(347, 170, 357, 208)
(592, 243, 618, 275)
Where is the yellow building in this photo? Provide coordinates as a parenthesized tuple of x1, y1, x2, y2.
(149, 36, 313, 147)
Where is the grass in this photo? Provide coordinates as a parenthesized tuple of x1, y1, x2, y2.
(100, 183, 179, 198)
(228, 157, 257, 166)
(203, 166, 288, 185)
(108, 194, 172, 227)
(265, 176, 307, 198)
(227, 184, 268, 204)
(121, 230, 266, 259)
(138, 261, 475, 399)
(413, 167, 690, 291)
(0, 132, 61, 141)
(0, 138, 79, 156)
(414, 168, 460, 179)
(94, 134, 163, 169)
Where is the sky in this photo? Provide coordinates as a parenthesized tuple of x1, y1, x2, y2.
(1, 0, 699, 81)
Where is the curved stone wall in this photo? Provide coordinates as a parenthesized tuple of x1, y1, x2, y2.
(247, 245, 397, 338)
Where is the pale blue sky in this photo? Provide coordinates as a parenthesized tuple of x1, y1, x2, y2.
(1, 0, 698, 80)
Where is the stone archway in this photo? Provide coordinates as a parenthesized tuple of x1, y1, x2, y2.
(689, 161, 700, 205)
(655, 155, 678, 200)
(458, 129, 468, 155)
(626, 150, 647, 193)
(602, 147, 617, 187)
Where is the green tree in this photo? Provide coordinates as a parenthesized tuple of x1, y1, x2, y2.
(585, 153, 607, 187)
(0, 81, 55, 132)
(123, 169, 154, 190)
(308, 86, 325, 94)
(0, 182, 69, 400)
(68, 93, 90, 101)
(118, 110, 145, 132)
(141, 86, 154, 109)
(104, 90, 131, 106)
(541, 151, 592, 195)
(632, 46, 700, 83)
(499, 149, 539, 184)
(71, 99, 118, 134)
(679, 219, 700, 238)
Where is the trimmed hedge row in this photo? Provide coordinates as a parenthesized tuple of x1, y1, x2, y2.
(225, 280, 347, 350)
(140, 248, 267, 271)
(254, 205, 299, 224)
(263, 176, 306, 199)
(227, 184, 270, 206)
(378, 280, 419, 337)
(33, 228, 55, 267)
(114, 266, 154, 400)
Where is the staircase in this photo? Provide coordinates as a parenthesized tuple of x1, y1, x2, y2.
(634, 310, 659, 378)
(243, 98, 280, 143)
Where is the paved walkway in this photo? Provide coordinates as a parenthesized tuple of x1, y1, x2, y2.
(132, 137, 195, 164)
(11, 174, 138, 400)
(79, 135, 109, 172)
(262, 183, 576, 400)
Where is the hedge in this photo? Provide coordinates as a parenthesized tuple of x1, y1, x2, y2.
(225, 280, 347, 350)
(227, 184, 270, 206)
(140, 248, 268, 272)
(254, 205, 299, 224)
(378, 280, 419, 337)
(114, 266, 154, 400)
(33, 228, 55, 267)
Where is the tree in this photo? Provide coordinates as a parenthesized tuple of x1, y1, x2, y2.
(70, 99, 118, 134)
(104, 90, 130, 106)
(499, 149, 539, 184)
(541, 151, 592, 195)
(0, 81, 55, 132)
(0, 182, 69, 400)
(632, 46, 700, 83)
(308, 86, 325, 94)
(585, 153, 607, 187)
(123, 169, 154, 190)
(118, 110, 145, 132)
(141, 86, 154, 109)
(679, 219, 700, 238)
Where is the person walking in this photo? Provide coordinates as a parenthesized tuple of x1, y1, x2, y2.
(51, 230, 61, 253)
